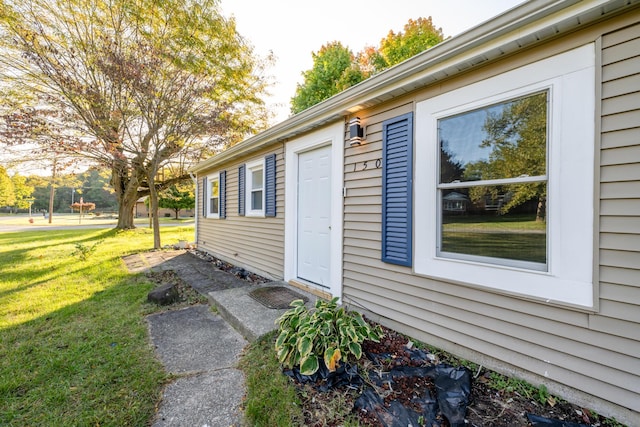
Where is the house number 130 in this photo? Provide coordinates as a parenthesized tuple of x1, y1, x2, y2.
(354, 158, 382, 171)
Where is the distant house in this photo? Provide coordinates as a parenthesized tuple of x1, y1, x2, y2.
(190, 1, 640, 424)
(134, 197, 193, 218)
(442, 192, 469, 214)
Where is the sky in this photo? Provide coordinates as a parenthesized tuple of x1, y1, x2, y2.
(220, 0, 526, 124)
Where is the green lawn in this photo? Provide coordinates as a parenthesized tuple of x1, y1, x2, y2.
(442, 214, 546, 263)
(0, 226, 194, 426)
(442, 231, 547, 264)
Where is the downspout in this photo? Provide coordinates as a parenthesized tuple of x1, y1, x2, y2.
(189, 172, 198, 247)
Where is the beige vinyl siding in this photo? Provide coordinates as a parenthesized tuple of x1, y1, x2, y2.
(197, 144, 285, 279)
(342, 15, 640, 422)
(597, 21, 640, 350)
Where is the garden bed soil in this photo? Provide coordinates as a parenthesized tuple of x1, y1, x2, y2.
(295, 322, 620, 427)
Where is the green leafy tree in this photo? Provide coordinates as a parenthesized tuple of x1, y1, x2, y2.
(78, 169, 117, 211)
(0, 0, 272, 248)
(290, 17, 444, 113)
(291, 42, 365, 114)
(25, 173, 81, 213)
(0, 166, 15, 207)
(465, 92, 548, 221)
(25, 175, 49, 212)
(373, 17, 444, 70)
(158, 184, 195, 219)
(10, 174, 34, 210)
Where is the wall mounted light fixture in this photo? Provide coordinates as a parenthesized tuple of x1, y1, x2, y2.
(349, 117, 364, 146)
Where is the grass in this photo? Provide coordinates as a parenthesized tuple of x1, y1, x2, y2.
(442, 213, 546, 231)
(0, 226, 194, 426)
(442, 231, 546, 263)
(238, 331, 305, 426)
(442, 214, 546, 263)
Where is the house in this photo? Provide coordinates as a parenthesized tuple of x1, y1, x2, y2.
(442, 192, 469, 214)
(189, 1, 640, 423)
(135, 196, 194, 218)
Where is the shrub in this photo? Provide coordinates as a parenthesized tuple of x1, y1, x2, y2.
(72, 240, 102, 261)
(275, 297, 384, 376)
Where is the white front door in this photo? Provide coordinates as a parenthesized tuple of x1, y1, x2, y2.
(297, 145, 331, 287)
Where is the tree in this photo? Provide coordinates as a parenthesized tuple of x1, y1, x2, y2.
(290, 17, 444, 113)
(291, 42, 365, 114)
(466, 92, 548, 221)
(78, 168, 117, 211)
(158, 184, 195, 219)
(10, 174, 35, 210)
(0, 166, 15, 207)
(0, 0, 272, 247)
(25, 173, 80, 212)
(374, 17, 444, 70)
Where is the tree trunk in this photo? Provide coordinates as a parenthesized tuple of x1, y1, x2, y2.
(48, 184, 55, 224)
(536, 196, 546, 222)
(48, 156, 57, 224)
(148, 174, 161, 249)
(112, 161, 141, 229)
(116, 195, 138, 229)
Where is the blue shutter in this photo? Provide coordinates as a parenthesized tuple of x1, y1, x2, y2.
(382, 112, 413, 266)
(238, 164, 245, 216)
(265, 154, 276, 217)
(202, 176, 207, 218)
(219, 170, 227, 219)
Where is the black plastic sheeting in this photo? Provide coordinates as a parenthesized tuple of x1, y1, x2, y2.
(355, 364, 471, 427)
(526, 413, 590, 427)
(283, 349, 472, 427)
(284, 360, 363, 392)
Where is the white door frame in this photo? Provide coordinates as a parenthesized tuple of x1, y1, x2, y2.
(284, 121, 344, 300)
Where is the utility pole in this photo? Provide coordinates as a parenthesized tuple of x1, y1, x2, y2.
(48, 156, 57, 224)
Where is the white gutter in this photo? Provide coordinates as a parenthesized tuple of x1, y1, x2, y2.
(189, 171, 198, 246)
(190, 0, 638, 174)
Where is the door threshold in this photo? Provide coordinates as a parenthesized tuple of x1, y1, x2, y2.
(288, 279, 332, 301)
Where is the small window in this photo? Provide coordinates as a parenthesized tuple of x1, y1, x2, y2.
(437, 91, 548, 270)
(206, 172, 224, 219)
(251, 168, 263, 210)
(246, 159, 265, 216)
(210, 178, 219, 215)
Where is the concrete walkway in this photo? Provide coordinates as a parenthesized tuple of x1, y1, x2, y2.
(148, 305, 247, 426)
(125, 250, 317, 427)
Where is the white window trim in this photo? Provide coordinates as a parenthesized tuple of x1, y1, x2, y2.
(205, 172, 220, 219)
(245, 158, 265, 217)
(414, 44, 595, 308)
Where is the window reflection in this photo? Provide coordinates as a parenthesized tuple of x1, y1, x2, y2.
(440, 184, 547, 265)
(210, 178, 219, 215)
(439, 91, 547, 183)
(437, 91, 548, 268)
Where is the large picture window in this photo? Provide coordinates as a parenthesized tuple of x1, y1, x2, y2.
(438, 91, 548, 270)
(414, 44, 595, 307)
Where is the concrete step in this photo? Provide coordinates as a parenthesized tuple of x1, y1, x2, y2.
(208, 281, 318, 342)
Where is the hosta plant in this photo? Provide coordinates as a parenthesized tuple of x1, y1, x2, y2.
(275, 297, 384, 376)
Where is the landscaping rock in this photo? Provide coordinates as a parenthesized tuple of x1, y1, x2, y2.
(148, 283, 179, 305)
